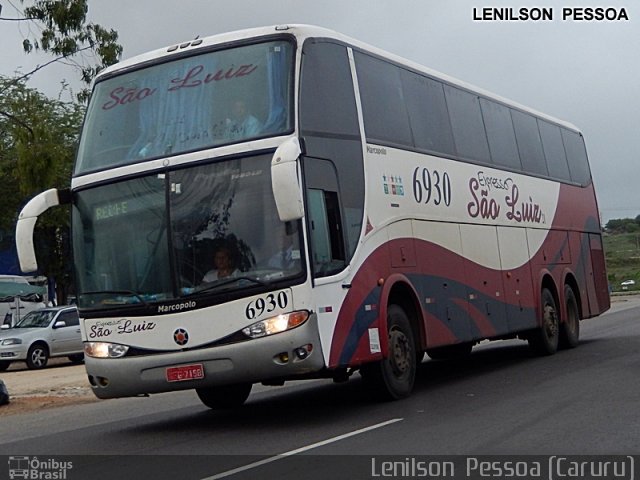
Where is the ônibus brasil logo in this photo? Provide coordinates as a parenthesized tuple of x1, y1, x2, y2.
(8, 456, 73, 479)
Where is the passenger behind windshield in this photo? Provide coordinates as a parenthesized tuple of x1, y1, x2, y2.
(211, 100, 262, 140)
(268, 226, 301, 271)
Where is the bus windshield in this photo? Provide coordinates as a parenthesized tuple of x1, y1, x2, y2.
(75, 39, 294, 175)
(72, 154, 303, 309)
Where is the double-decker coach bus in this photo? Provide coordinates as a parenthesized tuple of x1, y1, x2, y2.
(16, 25, 609, 407)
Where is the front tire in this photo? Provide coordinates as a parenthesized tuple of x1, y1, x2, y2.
(68, 354, 85, 364)
(559, 285, 580, 349)
(361, 304, 417, 400)
(196, 383, 252, 409)
(528, 288, 559, 356)
(26, 343, 49, 369)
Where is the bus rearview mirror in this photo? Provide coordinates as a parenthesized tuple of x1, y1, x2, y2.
(271, 138, 304, 221)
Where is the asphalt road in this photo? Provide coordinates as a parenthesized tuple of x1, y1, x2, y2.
(1, 296, 638, 479)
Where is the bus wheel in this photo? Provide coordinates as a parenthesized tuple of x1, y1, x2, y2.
(68, 354, 85, 364)
(559, 285, 580, 349)
(361, 304, 416, 400)
(196, 383, 252, 409)
(528, 288, 559, 356)
(426, 342, 473, 360)
(0, 361, 10, 372)
(26, 343, 49, 369)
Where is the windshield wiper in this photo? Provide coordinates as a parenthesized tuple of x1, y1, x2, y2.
(81, 290, 150, 306)
(191, 276, 267, 295)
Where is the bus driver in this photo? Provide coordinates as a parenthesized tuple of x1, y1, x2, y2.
(202, 245, 239, 282)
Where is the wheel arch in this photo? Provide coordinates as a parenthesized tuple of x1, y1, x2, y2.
(29, 339, 50, 351)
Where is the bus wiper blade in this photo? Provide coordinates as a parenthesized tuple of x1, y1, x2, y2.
(81, 290, 150, 306)
(192, 276, 267, 294)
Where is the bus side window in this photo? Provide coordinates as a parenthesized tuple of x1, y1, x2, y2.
(562, 129, 591, 185)
(307, 189, 346, 277)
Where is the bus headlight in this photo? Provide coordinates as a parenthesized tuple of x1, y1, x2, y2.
(242, 311, 309, 339)
(84, 342, 129, 358)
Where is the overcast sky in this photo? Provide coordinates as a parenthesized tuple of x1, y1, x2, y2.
(1, 0, 638, 223)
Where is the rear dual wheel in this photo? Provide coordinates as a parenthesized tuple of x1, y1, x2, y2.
(559, 285, 580, 349)
(528, 286, 580, 355)
(528, 288, 560, 356)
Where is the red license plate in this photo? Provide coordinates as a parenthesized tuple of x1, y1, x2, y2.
(166, 364, 205, 382)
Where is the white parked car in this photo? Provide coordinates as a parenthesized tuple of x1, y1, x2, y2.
(621, 280, 636, 286)
(0, 306, 83, 371)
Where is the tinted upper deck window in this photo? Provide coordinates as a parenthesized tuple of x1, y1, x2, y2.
(355, 52, 413, 147)
(562, 129, 591, 185)
(300, 41, 359, 137)
(512, 109, 547, 176)
(400, 69, 455, 156)
(480, 98, 520, 169)
(539, 120, 570, 181)
(444, 86, 491, 163)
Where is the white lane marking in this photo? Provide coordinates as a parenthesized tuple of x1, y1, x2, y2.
(202, 417, 404, 480)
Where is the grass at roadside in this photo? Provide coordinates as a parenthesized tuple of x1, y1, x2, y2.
(604, 232, 640, 293)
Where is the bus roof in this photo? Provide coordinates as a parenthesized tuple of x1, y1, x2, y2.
(97, 24, 581, 133)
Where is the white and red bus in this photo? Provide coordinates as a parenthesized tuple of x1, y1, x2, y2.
(16, 25, 609, 407)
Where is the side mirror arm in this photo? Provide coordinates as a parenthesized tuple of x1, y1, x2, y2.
(16, 188, 70, 273)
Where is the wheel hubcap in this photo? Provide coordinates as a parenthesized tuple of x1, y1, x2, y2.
(32, 350, 45, 366)
(389, 328, 411, 377)
(543, 304, 558, 338)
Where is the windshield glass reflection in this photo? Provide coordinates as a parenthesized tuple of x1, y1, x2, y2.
(75, 40, 293, 175)
(73, 154, 304, 309)
(171, 155, 303, 295)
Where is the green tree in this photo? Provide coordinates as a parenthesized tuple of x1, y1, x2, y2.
(1, 0, 123, 101)
(605, 218, 639, 234)
(0, 77, 84, 303)
(0, 1, 122, 302)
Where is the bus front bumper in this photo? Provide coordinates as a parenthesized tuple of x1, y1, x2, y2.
(84, 313, 325, 399)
